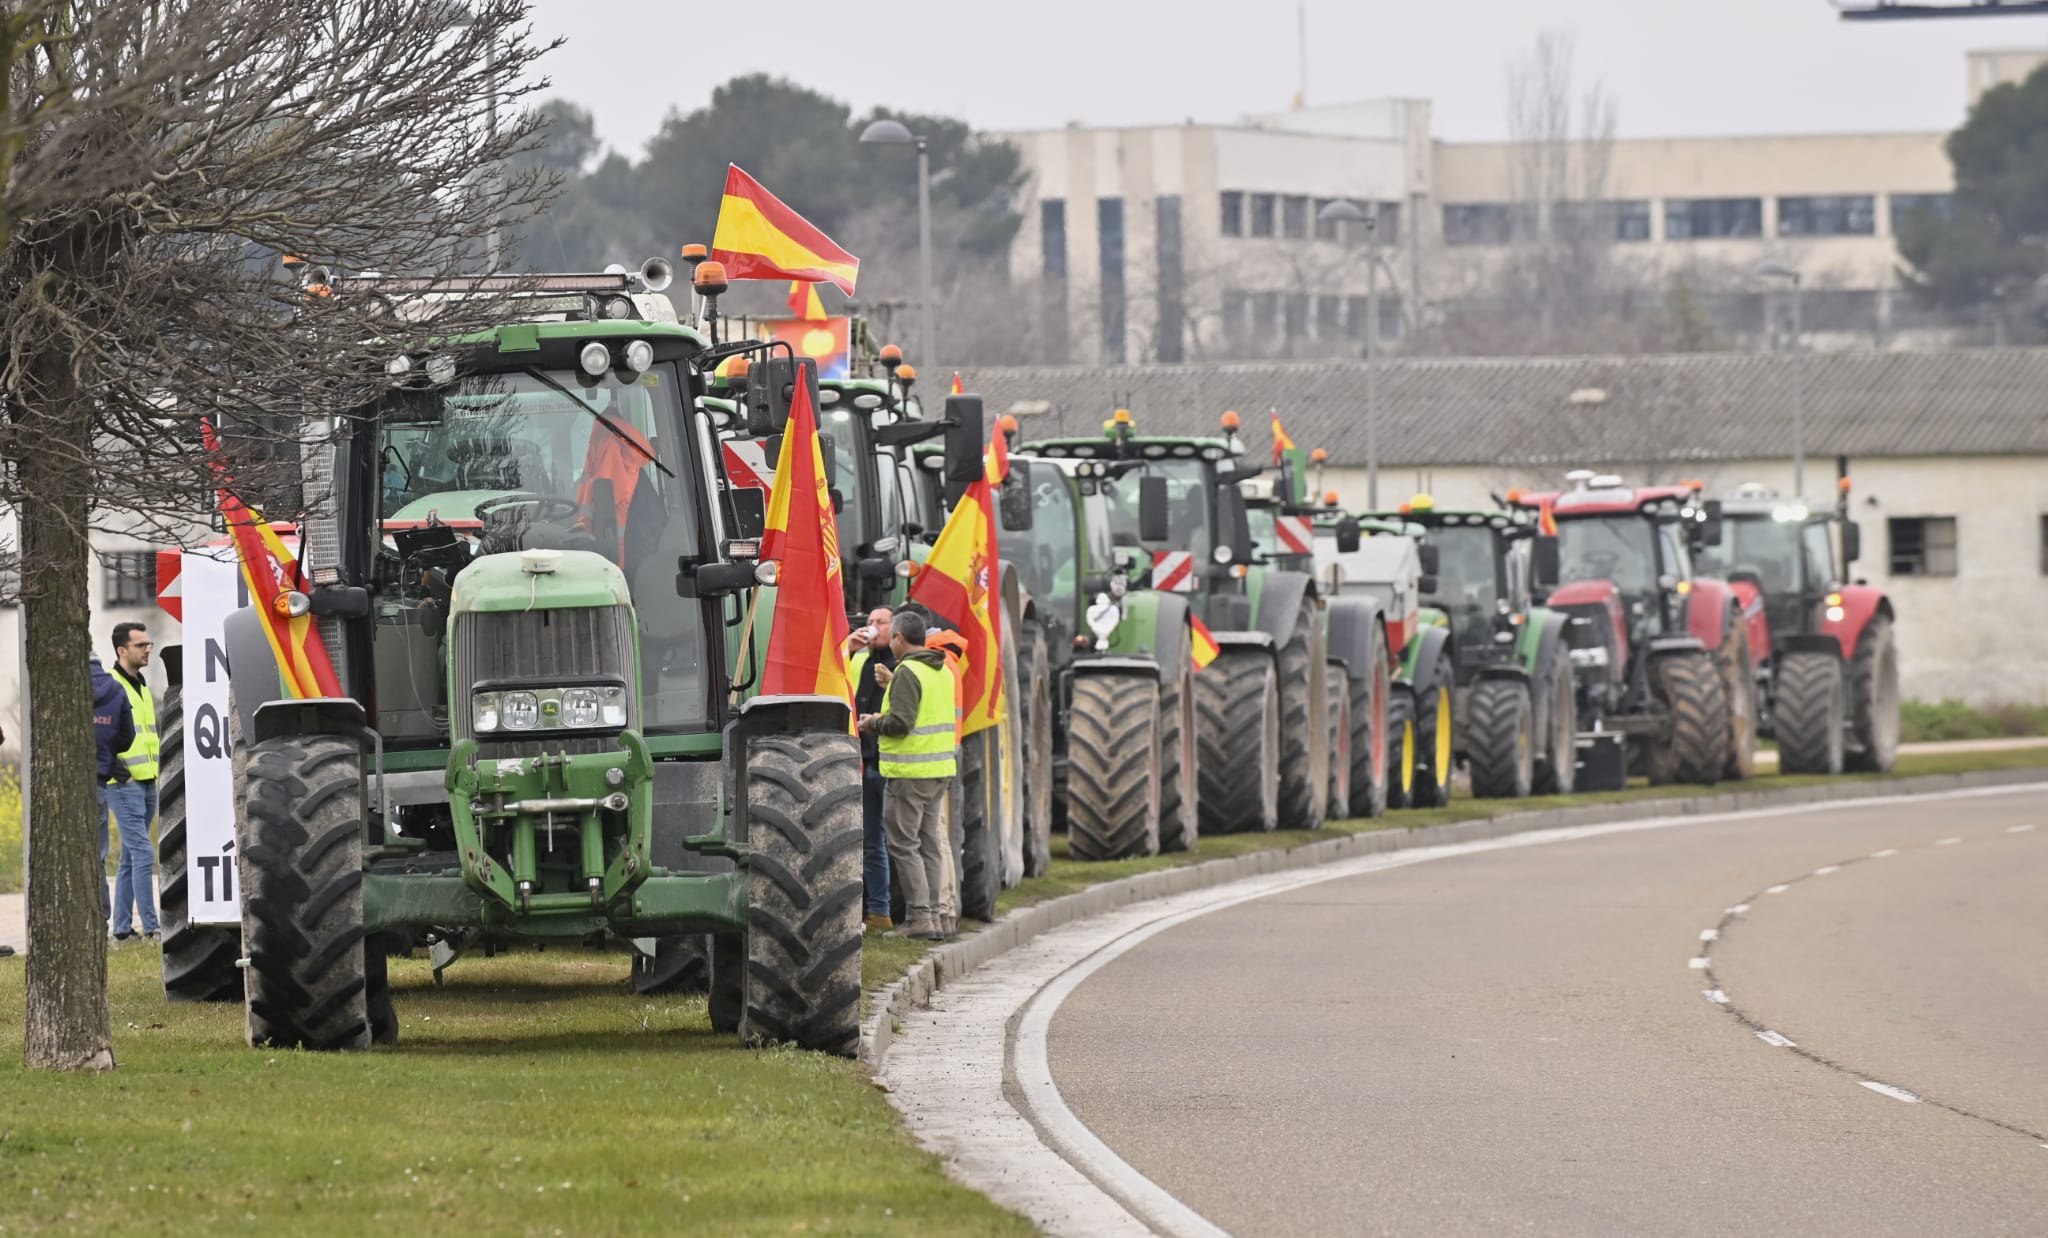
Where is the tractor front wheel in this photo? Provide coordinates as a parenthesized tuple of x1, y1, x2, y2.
(1533, 653, 1578, 795)
(1846, 615, 1900, 772)
(239, 732, 373, 1052)
(1384, 685, 1418, 809)
(742, 731, 864, 1057)
(1466, 678, 1535, 799)
(1066, 673, 1164, 860)
(1273, 598, 1329, 830)
(1718, 613, 1759, 781)
(956, 733, 1000, 922)
(633, 935, 711, 996)
(1158, 657, 1200, 852)
(1774, 651, 1846, 775)
(1197, 651, 1281, 833)
(1411, 659, 1456, 808)
(1348, 625, 1392, 818)
(1324, 663, 1353, 820)
(1018, 625, 1055, 876)
(1643, 651, 1726, 786)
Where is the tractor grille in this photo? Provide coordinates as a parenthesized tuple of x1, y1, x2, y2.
(457, 604, 635, 757)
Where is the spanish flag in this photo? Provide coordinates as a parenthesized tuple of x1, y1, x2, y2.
(1270, 410, 1296, 466)
(909, 433, 1009, 735)
(712, 165, 860, 296)
(950, 371, 965, 396)
(759, 379, 853, 705)
(1538, 497, 1559, 536)
(201, 422, 341, 699)
(1189, 614, 1220, 670)
(787, 280, 827, 321)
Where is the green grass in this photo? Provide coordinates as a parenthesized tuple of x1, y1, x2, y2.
(1902, 698, 2048, 743)
(0, 948, 1031, 1237)
(0, 769, 20, 896)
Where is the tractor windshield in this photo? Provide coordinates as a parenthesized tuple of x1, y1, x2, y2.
(818, 407, 865, 561)
(1010, 460, 1081, 625)
(1101, 458, 1211, 564)
(375, 365, 712, 742)
(1419, 525, 1501, 647)
(1556, 515, 1661, 597)
(1694, 517, 1801, 594)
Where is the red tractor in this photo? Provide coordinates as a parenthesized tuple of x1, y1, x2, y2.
(1694, 476, 1899, 774)
(1509, 472, 1764, 786)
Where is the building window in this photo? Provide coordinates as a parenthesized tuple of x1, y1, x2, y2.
(1098, 197, 1125, 363)
(1888, 517, 1957, 577)
(1249, 193, 1276, 238)
(1251, 292, 1278, 342)
(1281, 195, 1309, 240)
(1040, 200, 1067, 280)
(1222, 291, 1247, 344)
(1442, 202, 1531, 246)
(102, 550, 156, 607)
(1283, 292, 1309, 340)
(1313, 198, 1340, 241)
(1553, 199, 1651, 242)
(1220, 191, 1244, 238)
(1156, 195, 1185, 363)
(1665, 198, 1763, 240)
(1375, 201, 1402, 246)
(1891, 192, 1954, 232)
(1316, 294, 1341, 338)
(1379, 295, 1404, 341)
(1778, 195, 1875, 237)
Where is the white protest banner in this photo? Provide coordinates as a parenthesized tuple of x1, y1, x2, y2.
(181, 550, 245, 924)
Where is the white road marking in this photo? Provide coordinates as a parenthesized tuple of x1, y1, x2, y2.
(1813, 865, 1840, 876)
(1703, 990, 1728, 1004)
(1766, 884, 1791, 894)
(1935, 837, 1962, 846)
(1725, 903, 1750, 915)
(1756, 1030, 1797, 1048)
(1860, 1082, 1921, 1103)
(2007, 824, 2035, 834)
(1688, 957, 1711, 969)
(1699, 928, 1719, 942)
(1872, 848, 1898, 858)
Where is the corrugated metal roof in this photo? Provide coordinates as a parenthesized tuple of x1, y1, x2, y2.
(967, 349, 2048, 466)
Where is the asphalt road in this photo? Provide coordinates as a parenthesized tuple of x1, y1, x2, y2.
(1047, 789, 2048, 1236)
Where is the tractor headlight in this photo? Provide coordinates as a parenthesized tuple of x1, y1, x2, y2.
(560, 687, 601, 728)
(473, 691, 501, 732)
(502, 691, 540, 730)
(475, 683, 626, 733)
(622, 339, 654, 373)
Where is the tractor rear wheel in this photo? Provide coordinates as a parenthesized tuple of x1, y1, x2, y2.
(1196, 651, 1281, 834)
(1273, 598, 1329, 830)
(1018, 624, 1055, 877)
(1466, 678, 1536, 799)
(1533, 653, 1578, 795)
(1411, 658, 1456, 808)
(1643, 651, 1726, 786)
(1774, 651, 1846, 775)
(156, 689, 244, 1003)
(741, 731, 863, 1057)
(1718, 613, 1759, 781)
(1325, 663, 1354, 820)
(1846, 615, 1900, 773)
(1349, 624, 1392, 818)
(1066, 673, 1163, 860)
(239, 733, 373, 1052)
(956, 733, 1000, 922)
(1158, 657, 1200, 852)
(1384, 685, 1418, 809)
(632, 935, 711, 996)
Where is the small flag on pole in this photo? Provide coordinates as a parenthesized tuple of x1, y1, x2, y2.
(711, 165, 860, 295)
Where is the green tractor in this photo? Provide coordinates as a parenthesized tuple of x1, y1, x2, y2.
(994, 440, 1198, 860)
(1355, 497, 1579, 799)
(171, 262, 878, 1055)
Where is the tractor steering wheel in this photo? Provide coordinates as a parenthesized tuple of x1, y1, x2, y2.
(1572, 549, 1622, 582)
(474, 493, 582, 524)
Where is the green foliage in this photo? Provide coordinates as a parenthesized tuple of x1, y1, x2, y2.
(0, 767, 18, 896)
(1901, 698, 2048, 743)
(1897, 62, 2048, 320)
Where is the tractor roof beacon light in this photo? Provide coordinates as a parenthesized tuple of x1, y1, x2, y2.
(726, 355, 752, 393)
(1325, 490, 1341, 507)
(895, 364, 917, 389)
(693, 258, 729, 343)
(1220, 409, 1244, 456)
(997, 413, 1019, 440)
(679, 243, 709, 272)
(1408, 493, 1435, 512)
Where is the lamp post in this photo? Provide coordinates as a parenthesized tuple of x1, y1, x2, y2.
(859, 118, 936, 374)
(1754, 258, 1805, 496)
(1317, 199, 1381, 507)
(441, 3, 502, 271)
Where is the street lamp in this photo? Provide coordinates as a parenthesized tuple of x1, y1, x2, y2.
(1754, 258, 1805, 496)
(1317, 199, 1381, 507)
(859, 118, 936, 376)
(441, 2, 502, 271)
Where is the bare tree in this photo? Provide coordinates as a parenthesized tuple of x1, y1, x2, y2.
(0, 0, 554, 1072)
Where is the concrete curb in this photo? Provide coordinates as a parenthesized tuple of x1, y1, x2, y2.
(859, 766, 2048, 1073)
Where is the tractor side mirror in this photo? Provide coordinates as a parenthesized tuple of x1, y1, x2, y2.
(817, 433, 839, 490)
(727, 487, 767, 540)
(1417, 542, 1441, 575)
(1697, 499, 1724, 548)
(746, 355, 819, 438)
(1334, 517, 1362, 554)
(1418, 574, 1439, 595)
(943, 394, 985, 484)
(1841, 520, 1861, 566)
(1217, 483, 1255, 566)
(999, 468, 1034, 532)
(1138, 475, 1171, 543)
(1531, 534, 1561, 589)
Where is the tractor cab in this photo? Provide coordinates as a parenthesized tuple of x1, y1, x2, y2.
(1694, 481, 1855, 640)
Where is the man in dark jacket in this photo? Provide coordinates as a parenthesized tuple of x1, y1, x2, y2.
(89, 654, 136, 934)
(846, 606, 895, 932)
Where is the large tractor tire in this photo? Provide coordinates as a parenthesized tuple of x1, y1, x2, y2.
(1196, 651, 1281, 834)
(956, 733, 1000, 922)
(239, 733, 374, 1052)
(1018, 625, 1055, 877)
(155, 689, 244, 1004)
(1466, 678, 1536, 799)
(1348, 625, 1392, 818)
(1066, 673, 1163, 860)
(1324, 664, 1354, 820)
(1273, 596, 1329, 830)
(708, 932, 744, 1034)
(1158, 657, 1200, 852)
(632, 935, 711, 996)
(1410, 656, 1456, 808)
(1642, 651, 1726, 786)
(1774, 651, 1846, 775)
(1718, 613, 1760, 781)
(1845, 615, 1900, 773)
(741, 731, 863, 1056)
(1384, 685, 1418, 809)
(1533, 653, 1578, 795)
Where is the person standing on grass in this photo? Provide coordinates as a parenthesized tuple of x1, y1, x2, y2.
(846, 606, 895, 932)
(105, 623, 161, 942)
(89, 652, 136, 936)
(858, 609, 956, 942)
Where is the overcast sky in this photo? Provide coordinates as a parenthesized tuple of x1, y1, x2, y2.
(525, 0, 2048, 159)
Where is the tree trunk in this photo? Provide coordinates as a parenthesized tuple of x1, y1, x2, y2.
(19, 366, 115, 1072)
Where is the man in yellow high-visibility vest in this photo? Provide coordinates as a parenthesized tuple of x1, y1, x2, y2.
(107, 622, 161, 941)
(857, 610, 956, 942)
